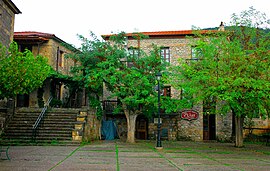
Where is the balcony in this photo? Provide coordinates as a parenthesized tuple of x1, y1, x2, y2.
(102, 100, 123, 115)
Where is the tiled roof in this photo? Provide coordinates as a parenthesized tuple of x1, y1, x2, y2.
(14, 31, 55, 39)
(102, 30, 216, 40)
(126, 30, 211, 36)
(14, 31, 65, 43)
(14, 31, 79, 52)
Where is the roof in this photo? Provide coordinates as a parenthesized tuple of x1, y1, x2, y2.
(102, 30, 216, 40)
(14, 31, 79, 52)
(14, 31, 58, 41)
(3, 0, 22, 14)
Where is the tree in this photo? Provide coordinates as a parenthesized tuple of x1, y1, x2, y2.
(68, 32, 167, 143)
(0, 42, 51, 99)
(172, 7, 270, 147)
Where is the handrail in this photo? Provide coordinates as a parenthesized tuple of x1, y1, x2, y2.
(32, 96, 53, 142)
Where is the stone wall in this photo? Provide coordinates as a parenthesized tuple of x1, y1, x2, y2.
(243, 117, 270, 137)
(126, 37, 233, 142)
(0, 108, 7, 134)
(27, 39, 76, 107)
(127, 37, 196, 99)
(82, 109, 101, 141)
(216, 113, 233, 141)
(33, 39, 75, 76)
(0, 0, 15, 48)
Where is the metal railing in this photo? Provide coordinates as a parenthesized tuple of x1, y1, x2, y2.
(103, 100, 119, 114)
(32, 96, 53, 142)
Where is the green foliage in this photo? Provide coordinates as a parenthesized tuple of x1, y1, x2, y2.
(0, 42, 51, 98)
(49, 98, 62, 108)
(67, 32, 167, 117)
(172, 7, 270, 119)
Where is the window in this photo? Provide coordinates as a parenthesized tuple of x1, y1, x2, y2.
(128, 48, 139, 58)
(127, 48, 139, 67)
(191, 46, 202, 61)
(160, 47, 170, 63)
(59, 50, 64, 67)
(162, 86, 171, 97)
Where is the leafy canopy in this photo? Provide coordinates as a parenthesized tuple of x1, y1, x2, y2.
(68, 32, 168, 116)
(173, 7, 270, 118)
(0, 42, 52, 98)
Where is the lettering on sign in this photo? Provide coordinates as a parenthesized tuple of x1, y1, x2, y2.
(181, 110, 199, 121)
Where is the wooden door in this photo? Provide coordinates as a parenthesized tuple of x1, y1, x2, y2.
(203, 114, 216, 140)
(136, 116, 148, 140)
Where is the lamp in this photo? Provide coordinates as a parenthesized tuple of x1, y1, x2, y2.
(156, 72, 162, 81)
(155, 72, 163, 149)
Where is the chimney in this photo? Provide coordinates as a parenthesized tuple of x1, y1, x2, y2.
(218, 22, 225, 31)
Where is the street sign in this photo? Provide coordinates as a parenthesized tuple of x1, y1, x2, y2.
(181, 110, 199, 121)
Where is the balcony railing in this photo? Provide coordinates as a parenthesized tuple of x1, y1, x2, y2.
(103, 100, 123, 115)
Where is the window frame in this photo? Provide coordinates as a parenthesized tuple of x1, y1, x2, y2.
(160, 47, 170, 63)
(191, 46, 202, 61)
(127, 47, 139, 68)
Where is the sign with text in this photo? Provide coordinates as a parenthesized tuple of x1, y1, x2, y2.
(181, 110, 199, 121)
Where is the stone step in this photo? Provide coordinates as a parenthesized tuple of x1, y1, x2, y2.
(5, 130, 72, 134)
(13, 114, 78, 120)
(2, 108, 87, 145)
(6, 126, 75, 131)
(8, 119, 76, 124)
(13, 115, 77, 120)
(5, 128, 74, 133)
(16, 108, 81, 114)
(0, 139, 81, 146)
(4, 133, 72, 137)
(3, 135, 72, 140)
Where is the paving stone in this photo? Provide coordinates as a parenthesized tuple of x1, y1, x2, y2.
(0, 140, 269, 171)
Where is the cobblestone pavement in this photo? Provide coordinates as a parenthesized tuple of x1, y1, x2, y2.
(0, 140, 270, 171)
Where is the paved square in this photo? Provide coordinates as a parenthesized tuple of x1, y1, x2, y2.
(0, 141, 269, 171)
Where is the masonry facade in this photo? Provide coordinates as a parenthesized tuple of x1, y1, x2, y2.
(0, 0, 20, 132)
(102, 30, 233, 142)
(0, 0, 21, 48)
(13, 32, 86, 108)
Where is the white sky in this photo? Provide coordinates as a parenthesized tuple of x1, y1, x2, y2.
(12, 0, 270, 48)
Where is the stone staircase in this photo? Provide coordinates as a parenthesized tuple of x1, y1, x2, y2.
(1, 108, 87, 145)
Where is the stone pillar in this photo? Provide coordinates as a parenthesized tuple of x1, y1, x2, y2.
(82, 109, 101, 142)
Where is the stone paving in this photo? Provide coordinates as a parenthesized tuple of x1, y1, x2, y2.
(0, 140, 270, 171)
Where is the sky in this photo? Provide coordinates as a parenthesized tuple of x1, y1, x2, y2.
(12, 0, 270, 48)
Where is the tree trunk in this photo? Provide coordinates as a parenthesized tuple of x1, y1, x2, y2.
(235, 116, 244, 147)
(124, 110, 138, 143)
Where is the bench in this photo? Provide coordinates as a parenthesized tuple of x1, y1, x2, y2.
(0, 146, 10, 160)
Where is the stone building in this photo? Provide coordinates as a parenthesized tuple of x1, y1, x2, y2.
(13, 32, 86, 108)
(0, 0, 21, 48)
(102, 30, 233, 142)
(0, 0, 20, 131)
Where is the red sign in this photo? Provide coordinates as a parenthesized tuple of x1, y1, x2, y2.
(181, 110, 199, 121)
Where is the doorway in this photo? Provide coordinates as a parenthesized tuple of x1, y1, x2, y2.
(135, 115, 148, 140)
(17, 94, 29, 107)
(203, 97, 216, 140)
(203, 114, 216, 140)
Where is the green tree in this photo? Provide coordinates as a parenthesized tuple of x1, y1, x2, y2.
(172, 7, 270, 147)
(0, 42, 51, 99)
(69, 32, 167, 143)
